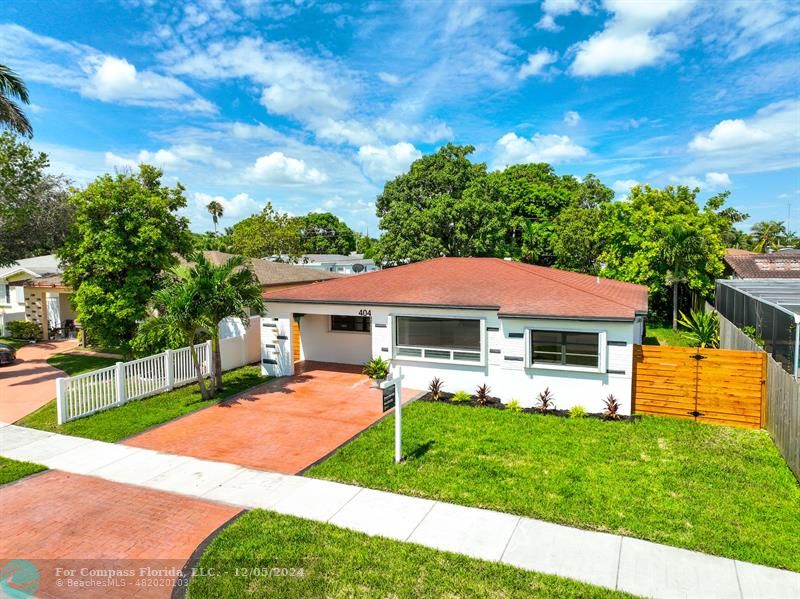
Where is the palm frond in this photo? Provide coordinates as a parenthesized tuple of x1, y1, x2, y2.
(0, 96, 32, 137)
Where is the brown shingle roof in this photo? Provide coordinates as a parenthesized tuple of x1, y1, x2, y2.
(263, 257, 648, 320)
(724, 250, 800, 278)
(195, 251, 342, 287)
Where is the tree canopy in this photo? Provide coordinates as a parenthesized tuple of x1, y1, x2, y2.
(59, 165, 192, 347)
(229, 202, 302, 258)
(0, 132, 73, 266)
(295, 212, 356, 255)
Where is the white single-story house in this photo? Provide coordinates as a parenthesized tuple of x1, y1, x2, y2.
(261, 257, 648, 414)
(270, 253, 379, 275)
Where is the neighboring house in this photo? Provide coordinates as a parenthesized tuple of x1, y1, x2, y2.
(271, 253, 379, 275)
(261, 257, 648, 414)
(0, 255, 74, 338)
(9, 251, 341, 341)
(724, 248, 800, 279)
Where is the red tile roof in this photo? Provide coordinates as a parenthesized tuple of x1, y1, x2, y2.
(263, 257, 648, 320)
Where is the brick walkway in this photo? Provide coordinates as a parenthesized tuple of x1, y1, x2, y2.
(124, 362, 419, 473)
(0, 470, 240, 598)
(0, 340, 78, 423)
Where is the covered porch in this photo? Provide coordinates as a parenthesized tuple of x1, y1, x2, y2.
(17, 276, 78, 341)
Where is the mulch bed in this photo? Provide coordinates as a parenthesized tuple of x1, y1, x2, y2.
(417, 392, 639, 421)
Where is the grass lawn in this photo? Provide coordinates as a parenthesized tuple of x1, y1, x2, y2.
(0, 337, 30, 350)
(0, 457, 46, 485)
(643, 324, 693, 347)
(47, 353, 119, 376)
(308, 401, 800, 572)
(188, 510, 633, 599)
(17, 365, 268, 442)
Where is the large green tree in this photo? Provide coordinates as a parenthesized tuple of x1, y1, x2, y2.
(0, 132, 73, 266)
(597, 185, 736, 320)
(59, 165, 192, 347)
(295, 212, 356, 255)
(230, 202, 302, 258)
(372, 144, 488, 263)
(0, 64, 32, 137)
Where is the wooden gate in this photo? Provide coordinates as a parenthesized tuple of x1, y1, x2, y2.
(632, 345, 766, 429)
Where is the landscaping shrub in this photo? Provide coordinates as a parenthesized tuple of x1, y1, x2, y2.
(506, 398, 523, 412)
(428, 377, 444, 401)
(475, 384, 491, 405)
(677, 309, 719, 348)
(451, 391, 472, 403)
(536, 387, 556, 413)
(602, 394, 622, 420)
(362, 356, 390, 380)
(569, 405, 587, 418)
(6, 320, 40, 341)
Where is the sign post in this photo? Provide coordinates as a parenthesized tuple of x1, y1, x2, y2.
(380, 366, 403, 464)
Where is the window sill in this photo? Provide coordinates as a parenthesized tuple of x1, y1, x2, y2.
(527, 362, 605, 375)
(392, 354, 485, 368)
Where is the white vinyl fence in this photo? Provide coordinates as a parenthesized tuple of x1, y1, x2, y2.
(56, 341, 212, 424)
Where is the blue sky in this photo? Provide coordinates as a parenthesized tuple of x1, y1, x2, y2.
(1, 0, 798, 236)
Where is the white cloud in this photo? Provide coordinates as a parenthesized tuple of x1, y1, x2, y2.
(314, 118, 378, 146)
(247, 152, 327, 184)
(686, 99, 800, 173)
(194, 192, 260, 219)
(669, 172, 733, 190)
(357, 142, 422, 181)
(165, 37, 352, 120)
(518, 49, 559, 79)
(228, 122, 282, 141)
(104, 152, 138, 170)
(537, 0, 592, 31)
(569, 0, 695, 76)
(312, 117, 452, 147)
(378, 72, 401, 85)
(373, 119, 453, 144)
(0, 25, 214, 112)
(563, 110, 581, 126)
(492, 132, 588, 169)
(612, 179, 640, 193)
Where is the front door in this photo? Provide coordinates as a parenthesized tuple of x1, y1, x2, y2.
(292, 318, 302, 363)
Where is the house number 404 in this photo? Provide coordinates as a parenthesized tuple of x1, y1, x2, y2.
(358, 309, 371, 316)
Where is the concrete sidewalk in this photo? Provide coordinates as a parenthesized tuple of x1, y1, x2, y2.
(2, 423, 798, 599)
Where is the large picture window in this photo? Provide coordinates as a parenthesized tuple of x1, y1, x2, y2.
(531, 330, 599, 368)
(330, 315, 371, 333)
(394, 316, 482, 363)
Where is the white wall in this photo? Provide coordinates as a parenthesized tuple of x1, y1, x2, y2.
(262, 301, 637, 414)
(298, 314, 372, 365)
(219, 316, 262, 372)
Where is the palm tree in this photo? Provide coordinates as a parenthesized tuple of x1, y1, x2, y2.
(660, 222, 705, 331)
(184, 252, 264, 392)
(207, 201, 224, 235)
(148, 276, 214, 400)
(0, 64, 32, 137)
(751, 220, 787, 253)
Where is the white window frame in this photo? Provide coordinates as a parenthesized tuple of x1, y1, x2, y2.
(329, 314, 371, 334)
(524, 327, 607, 374)
(391, 313, 486, 366)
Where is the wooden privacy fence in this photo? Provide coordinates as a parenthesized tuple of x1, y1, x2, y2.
(632, 345, 766, 429)
(718, 312, 800, 480)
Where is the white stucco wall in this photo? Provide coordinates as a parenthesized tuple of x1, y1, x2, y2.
(297, 313, 372, 365)
(262, 301, 641, 415)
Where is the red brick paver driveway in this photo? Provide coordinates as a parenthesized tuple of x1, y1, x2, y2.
(124, 362, 418, 474)
(0, 340, 78, 423)
(0, 471, 240, 598)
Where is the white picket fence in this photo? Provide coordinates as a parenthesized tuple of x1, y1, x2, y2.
(56, 341, 212, 425)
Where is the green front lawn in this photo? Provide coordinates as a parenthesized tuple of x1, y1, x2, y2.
(643, 325, 693, 347)
(308, 401, 800, 572)
(188, 510, 633, 599)
(0, 457, 46, 485)
(17, 365, 268, 442)
(47, 353, 119, 376)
